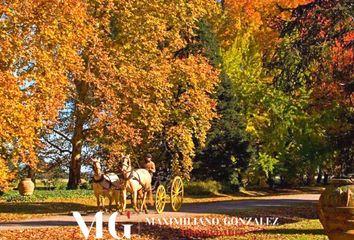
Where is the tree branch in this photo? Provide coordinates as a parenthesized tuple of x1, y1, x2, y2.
(52, 129, 72, 143)
(43, 137, 72, 154)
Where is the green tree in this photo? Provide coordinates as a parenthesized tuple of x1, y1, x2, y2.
(193, 22, 256, 187)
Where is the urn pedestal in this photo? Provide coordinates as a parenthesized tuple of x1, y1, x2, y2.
(318, 178, 354, 240)
(18, 178, 35, 196)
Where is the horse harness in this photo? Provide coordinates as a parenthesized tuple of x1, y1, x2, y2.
(93, 173, 123, 190)
(122, 165, 147, 192)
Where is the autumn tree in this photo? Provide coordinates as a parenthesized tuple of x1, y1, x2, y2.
(193, 0, 317, 187)
(0, 0, 92, 190)
(90, 0, 220, 179)
(0, 0, 221, 190)
(40, 0, 123, 189)
(218, 0, 311, 58)
(272, 0, 354, 177)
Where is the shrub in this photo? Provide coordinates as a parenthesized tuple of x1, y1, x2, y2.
(80, 181, 92, 190)
(184, 180, 221, 196)
(54, 180, 68, 190)
(220, 183, 239, 194)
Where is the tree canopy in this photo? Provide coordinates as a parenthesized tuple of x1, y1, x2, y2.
(0, 0, 352, 191)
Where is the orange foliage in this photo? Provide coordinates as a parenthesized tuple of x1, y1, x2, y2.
(0, 0, 220, 180)
(91, 0, 220, 177)
(219, 0, 312, 53)
(311, 21, 353, 110)
(0, 0, 94, 180)
(0, 0, 134, 186)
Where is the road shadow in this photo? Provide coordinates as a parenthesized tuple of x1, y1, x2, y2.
(245, 187, 324, 195)
(171, 198, 319, 225)
(178, 198, 318, 213)
(0, 220, 77, 227)
(0, 202, 97, 215)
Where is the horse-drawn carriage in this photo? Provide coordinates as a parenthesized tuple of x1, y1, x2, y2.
(152, 168, 184, 213)
(92, 156, 184, 214)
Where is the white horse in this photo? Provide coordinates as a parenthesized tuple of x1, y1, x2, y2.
(120, 155, 153, 213)
(92, 158, 124, 212)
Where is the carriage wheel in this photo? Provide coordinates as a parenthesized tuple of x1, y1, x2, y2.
(155, 185, 166, 214)
(170, 176, 184, 212)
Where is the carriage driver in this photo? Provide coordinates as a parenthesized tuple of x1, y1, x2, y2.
(143, 153, 156, 176)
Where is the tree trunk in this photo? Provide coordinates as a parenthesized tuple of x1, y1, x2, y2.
(280, 175, 286, 187)
(316, 169, 322, 184)
(67, 80, 90, 189)
(237, 173, 244, 190)
(67, 122, 84, 189)
(323, 172, 329, 185)
(306, 172, 315, 186)
(27, 165, 36, 186)
(267, 172, 274, 189)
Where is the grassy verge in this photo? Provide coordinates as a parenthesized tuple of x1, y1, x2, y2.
(0, 189, 94, 222)
(1, 189, 92, 202)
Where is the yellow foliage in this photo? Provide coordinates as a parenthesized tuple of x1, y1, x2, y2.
(0, 0, 220, 179)
(0, 158, 15, 192)
(219, 0, 312, 55)
(0, 0, 93, 168)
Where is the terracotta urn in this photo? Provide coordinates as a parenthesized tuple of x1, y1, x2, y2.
(18, 178, 35, 196)
(318, 178, 354, 240)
